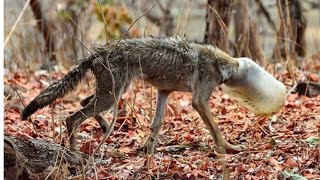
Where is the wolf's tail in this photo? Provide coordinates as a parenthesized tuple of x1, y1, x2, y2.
(21, 55, 95, 120)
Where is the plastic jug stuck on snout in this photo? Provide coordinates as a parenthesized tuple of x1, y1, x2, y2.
(221, 58, 286, 116)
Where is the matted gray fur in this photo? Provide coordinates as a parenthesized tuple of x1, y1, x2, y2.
(21, 36, 243, 154)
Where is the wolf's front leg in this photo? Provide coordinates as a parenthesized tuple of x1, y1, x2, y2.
(192, 79, 245, 154)
(192, 96, 244, 153)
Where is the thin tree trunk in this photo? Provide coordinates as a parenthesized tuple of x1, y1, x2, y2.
(248, 21, 264, 63)
(30, 0, 56, 62)
(65, 0, 80, 62)
(255, 0, 276, 32)
(274, 1, 288, 61)
(273, 0, 307, 62)
(234, 0, 249, 57)
(234, 0, 264, 64)
(291, 0, 307, 57)
(143, 0, 174, 36)
(204, 0, 234, 52)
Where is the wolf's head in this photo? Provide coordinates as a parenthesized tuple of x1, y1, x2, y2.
(222, 57, 286, 116)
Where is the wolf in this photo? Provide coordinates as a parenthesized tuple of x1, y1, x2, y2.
(21, 36, 261, 154)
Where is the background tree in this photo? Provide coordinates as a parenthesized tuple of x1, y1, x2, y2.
(30, 0, 56, 64)
(143, 0, 174, 37)
(274, 0, 307, 64)
(204, 0, 264, 64)
(233, 0, 264, 65)
(204, 0, 234, 52)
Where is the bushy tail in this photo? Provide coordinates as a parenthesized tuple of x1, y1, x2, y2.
(21, 56, 94, 120)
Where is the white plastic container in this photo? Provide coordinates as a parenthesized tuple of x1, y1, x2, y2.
(221, 58, 286, 116)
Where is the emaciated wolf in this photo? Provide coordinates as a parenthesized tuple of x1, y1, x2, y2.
(21, 37, 286, 154)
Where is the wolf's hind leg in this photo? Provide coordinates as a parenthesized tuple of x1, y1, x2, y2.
(66, 94, 116, 151)
(67, 72, 130, 151)
(80, 95, 110, 132)
(146, 90, 170, 155)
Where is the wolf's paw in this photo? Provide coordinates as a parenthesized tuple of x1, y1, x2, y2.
(216, 142, 247, 154)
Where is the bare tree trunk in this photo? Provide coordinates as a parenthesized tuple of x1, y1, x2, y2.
(53, 0, 89, 67)
(204, 0, 234, 52)
(274, 0, 288, 60)
(143, 0, 174, 36)
(248, 21, 264, 63)
(234, 0, 249, 57)
(234, 0, 264, 64)
(290, 0, 307, 57)
(255, 0, 276, 32)
(64, 0, 82, 62)
(273, 0, 307, 62)
(30, 0, 56, 62)
(158, 1, 174, 36)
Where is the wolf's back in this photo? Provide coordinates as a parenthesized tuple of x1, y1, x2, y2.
(21, 56, 94, 120)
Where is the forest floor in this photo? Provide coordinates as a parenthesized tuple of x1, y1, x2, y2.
(4, 65, 320, 179)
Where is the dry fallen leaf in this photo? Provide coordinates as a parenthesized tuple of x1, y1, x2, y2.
(4, 65, 320, 179)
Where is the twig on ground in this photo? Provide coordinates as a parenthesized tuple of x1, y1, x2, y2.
(12, 86, 40, 136)
(257, 123, 269, 135)
(54, 149, 67, 180)
(157, 152, 163, 179)
(93, 159, 98, 180)
(47, 66, 56, 142)
(286, 82, 298, 96)
(117, 109, 132, 133)
(44, 148, 61, 180)
(126, 97, 143, 128)
(14, 159, 28, 180)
